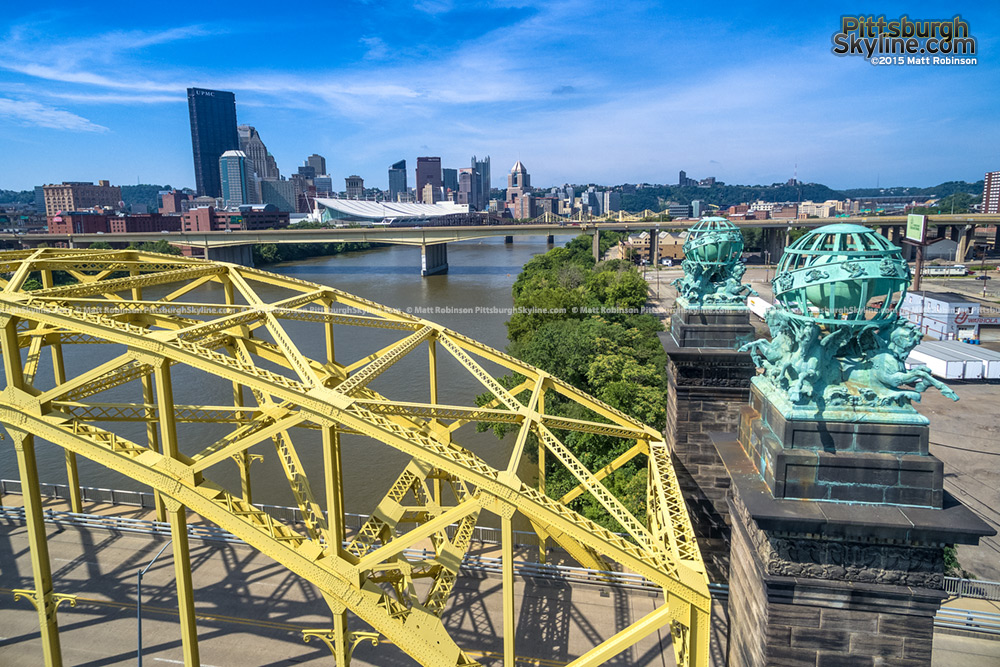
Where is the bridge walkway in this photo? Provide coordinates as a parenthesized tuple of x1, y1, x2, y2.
(0, 491, 677, 667)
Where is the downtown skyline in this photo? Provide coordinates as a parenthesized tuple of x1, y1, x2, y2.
(1, 1, 998, 192)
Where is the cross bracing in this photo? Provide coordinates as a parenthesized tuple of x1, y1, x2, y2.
(0, 248, 709, 667)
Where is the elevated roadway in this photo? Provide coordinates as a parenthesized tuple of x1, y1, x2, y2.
(5, 214, 999, 249)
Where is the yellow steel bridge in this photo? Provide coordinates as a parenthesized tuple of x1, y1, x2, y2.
(0, 248, 709, 666)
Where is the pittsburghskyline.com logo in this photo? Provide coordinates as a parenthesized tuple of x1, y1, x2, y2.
(832, 15, 977, 66)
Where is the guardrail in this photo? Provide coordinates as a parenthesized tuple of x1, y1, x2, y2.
(945, 576, 1000, 602)
(4, 483, 999, 637)
(936, 608, 1000, 636)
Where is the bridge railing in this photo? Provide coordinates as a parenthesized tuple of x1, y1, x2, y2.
(2, 503, 998, 637)
(4, 479, 999, 599)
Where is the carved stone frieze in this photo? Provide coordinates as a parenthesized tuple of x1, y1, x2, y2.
(732, 493, 945, 589)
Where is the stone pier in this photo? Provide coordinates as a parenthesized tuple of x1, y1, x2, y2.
(712, 387, 994, 666)
(420, 242, 449, 276)
(660, 333, 755, 580)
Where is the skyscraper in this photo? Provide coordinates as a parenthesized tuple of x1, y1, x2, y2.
(345, 175, 364, 199)
(507, 161, 533, 218)
(458, 168, 482, 210)
(219, 150, 258, 206)
(307, 154, 327, 176)
(388, 160, 407, 202)
(415, 157, 442, 203)
(238, 125, 280, 179)
(472, 155, 491, 207)
(442, 168, 458, 194)
(187, 88, 240, 198)
(984, 171, 1000, 214)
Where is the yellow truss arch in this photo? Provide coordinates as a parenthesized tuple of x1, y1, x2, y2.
(0, 248, 709, 667)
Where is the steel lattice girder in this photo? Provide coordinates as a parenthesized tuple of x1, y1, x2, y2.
(0, 248, 710, 667)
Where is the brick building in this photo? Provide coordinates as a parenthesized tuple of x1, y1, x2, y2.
(48, 212, 182, 235)
(109, 214, 181, 234)
(158, 190, 192, 215)
(181, 204, 289, 232)
(43, 181, 121, 216)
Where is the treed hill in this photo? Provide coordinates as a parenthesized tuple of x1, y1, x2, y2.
(840, 180, 985, 199)
(620, 183, 842, 211)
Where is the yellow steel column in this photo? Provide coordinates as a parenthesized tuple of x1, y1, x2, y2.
(42, 268, 82, 514)
(502, 514, 516, 667)
(154, 362, 200, 666)
(2, 317, 63, 666)
(323, 304, 350, 664)
(323, 424, 350, 664)
(428, 337, 443, 503)
(141, 375, 167, 523)
(227, 276, 256, 505)
(537, 387, 547, 564)
(233, 384, 257, 505)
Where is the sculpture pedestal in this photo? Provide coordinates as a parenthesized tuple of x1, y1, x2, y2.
(741, 381, 943, 507)
(670, 305, 755, 350)
(659, 333, 755, 582)
(712, 388, 994, 666)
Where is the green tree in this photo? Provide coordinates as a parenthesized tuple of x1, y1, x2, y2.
(480, 235, 668, 531)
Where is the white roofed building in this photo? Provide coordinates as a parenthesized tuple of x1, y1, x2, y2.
(313, 197, 469, 224)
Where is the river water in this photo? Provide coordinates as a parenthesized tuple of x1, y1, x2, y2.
(2, 235, 578, 519)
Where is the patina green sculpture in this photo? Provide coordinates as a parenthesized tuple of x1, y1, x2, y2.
(672, 217, 757, 307)
(740, 224, 957, 423)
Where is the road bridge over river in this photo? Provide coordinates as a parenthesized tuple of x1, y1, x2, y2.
(4, 214, 999, 275)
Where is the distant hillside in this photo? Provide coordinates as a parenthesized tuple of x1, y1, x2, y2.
(620, 179, 985, 213)
(840, 180, 984, 199)
(0, 189, 34, 205)
(121, 184, 179, 213)
(620, 182, 842, 212)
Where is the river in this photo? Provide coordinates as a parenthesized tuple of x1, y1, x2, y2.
(2, 235, 579, 519)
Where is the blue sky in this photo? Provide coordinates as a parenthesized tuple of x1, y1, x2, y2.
(0, 1, 997, 192)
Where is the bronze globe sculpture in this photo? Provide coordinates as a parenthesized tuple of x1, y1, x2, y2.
(741, 223, 957, 422)
(672, 217, 756, 308)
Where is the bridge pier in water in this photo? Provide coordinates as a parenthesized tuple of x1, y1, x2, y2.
(420, 242, 449, 276)
(503, 235, 513, 244)
(203, 244, 255, 267)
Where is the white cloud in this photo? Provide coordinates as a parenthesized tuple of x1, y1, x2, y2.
(0, 97, 108, 132)
(360, 36, 389, 60)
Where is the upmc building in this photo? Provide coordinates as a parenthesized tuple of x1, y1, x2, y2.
(187, 87, 239, 199)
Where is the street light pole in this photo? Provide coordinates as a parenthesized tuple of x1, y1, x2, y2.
(138, 539, 173, 667)
(655, 225, 660, 299)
